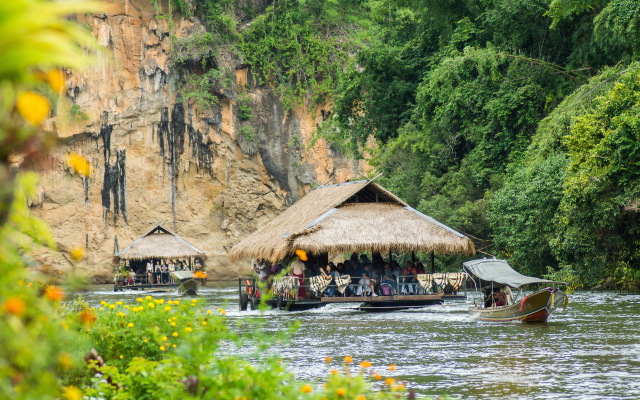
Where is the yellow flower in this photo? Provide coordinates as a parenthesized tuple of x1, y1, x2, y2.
(148, 303, 155, 308)
(101, 301, 107, 306)
(70, 247, 84, 261)
(300, 384, 313, 393)
(127, 322, 134, 328)
(161, 336, 168, 341)
(174, 300, 180, 305)
(391, 384, 405, 392)
(194, 270, 206, 279)
(202, 321, 207, 326)
(344, 356, 353, 363)
(325, 356, 332, 363)
(360, 361, 372, 368)
(119, 355, 124, 359)
(155, 299, 164, 305)
(385, 377, 394, 386)
(62, 386, 83, 400)
(219, 309, 227, 315)
(167, 300, 174, 305)
(43, 286, 65, 302)
(159, 346, 166, 351)
(329, 369, 339, 375)
(116, 312, 124, 317)
(58, 352, 73, 370)
(172, 332, 178, 337)
(3, 297, 25, 317)
(143, 338, 148, 343)
(295, 249, 308, 261)
(170, 322, 176, 327)
(373, 373, 382, 381)
(388, 364, 397, 371)
(207, 309, 213, 315)
(116, 301, 123, 306)
(46, 69, 65, 93)
(356, 396, 366, 400)
(185, 327, 193, 333)
(164, 306, 171, 312)
(172, 344, 177, 348)
(145, 295, 152, 300)
(16, 91, 50, 126)
(336, 388, 346, 397)
(109, 305, 116, 310)
(65, 153, 91, 177)
(124, 305, 130, 309)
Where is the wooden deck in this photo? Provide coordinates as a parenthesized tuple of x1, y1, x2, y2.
(320, 294, 444, 303)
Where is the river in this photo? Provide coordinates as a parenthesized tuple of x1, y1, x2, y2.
(77, 284, 640, 399)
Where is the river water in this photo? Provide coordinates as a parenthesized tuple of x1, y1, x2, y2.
(78, 284, 640, 399)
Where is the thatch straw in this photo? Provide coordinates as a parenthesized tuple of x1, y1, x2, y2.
(288, 203, 475, 257)
(116, 225, 206, 261)
(229, 180, 475, 262)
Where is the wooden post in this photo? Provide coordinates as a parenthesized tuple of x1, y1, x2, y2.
(411, 251, 415, 264)
(431, 251, 435, 274)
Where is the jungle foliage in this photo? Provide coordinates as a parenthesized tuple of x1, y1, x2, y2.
(170, 0, 640, 288)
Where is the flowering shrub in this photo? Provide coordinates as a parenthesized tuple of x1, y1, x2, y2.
(76, 299, 407, 400)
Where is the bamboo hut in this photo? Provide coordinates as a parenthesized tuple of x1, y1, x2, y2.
(115, 224, 206, 266)
(229, 180, 475, 263)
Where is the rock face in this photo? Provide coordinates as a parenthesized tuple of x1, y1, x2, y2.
(33, 0, 368, 281)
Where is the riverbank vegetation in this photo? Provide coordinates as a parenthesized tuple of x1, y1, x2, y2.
(170, 0, 640, 290)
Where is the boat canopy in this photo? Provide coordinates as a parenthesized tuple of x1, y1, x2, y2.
(463, 258, 558, 288)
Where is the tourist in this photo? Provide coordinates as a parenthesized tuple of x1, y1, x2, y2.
(291, 259, 306, 299)
(382, 262, 397, 295)
(359, 264, 378, 297)
(146, 261, 153, 285)
(321, 263, 339, 297)
(499, 283, 514, 305)
(253, 260, 268, 282)
(401, 261, 416, 295)
(168, 261, 175, 284)
(161, 263, 168, 284)
(154, 262, 161, 284)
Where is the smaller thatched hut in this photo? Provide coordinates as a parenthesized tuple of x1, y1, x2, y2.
(115, 224, 206, 270)
(229, 180, 475, 263)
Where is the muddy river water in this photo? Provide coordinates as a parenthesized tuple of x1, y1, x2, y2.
(78, 284, 640, 399)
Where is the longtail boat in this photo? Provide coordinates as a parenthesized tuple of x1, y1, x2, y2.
(463, 258, 568, 322)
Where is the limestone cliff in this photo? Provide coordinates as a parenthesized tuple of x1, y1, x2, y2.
(33, 0, 369, 281)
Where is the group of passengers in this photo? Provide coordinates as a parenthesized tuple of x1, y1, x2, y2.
(144, 260, 191, 285)
(255, 253, 429, 297)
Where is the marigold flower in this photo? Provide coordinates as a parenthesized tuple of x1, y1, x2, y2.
(148, 303, 155, 308)
(202, 321, 207, 326)
(127, 322, 134, 328)
(79, 309, 96, 325)
(43, 286, 65, 302)
(185, 327, 193, 333)
(329, 369, 339, 375)
(295, 249, 308, 261)
(16, 91, 50, 126)
(219, 309, 226, 315)
(3, 297, 25, 316)
(46, 69, 65, 93)
(164, 306, 171, 312)
(325, 356, 332, 363)
(101, 301, 107, 306)
(65, 153, 91, 177)
(360, 361, 372, 368)
(357, 396, 366, 400)
(145, 295, 152, 300)
(388, 364, 397, 371)
(109, 305, 116, 310)
(172, 332, 178, 337)
(300, 384, 313, 393)
(194, 270, 206, 278)
(391, 384, 405, 392)
(119, 355, 124, 359)
(58, 352, 73, 370)
(161, 336, 168, 341)
(344, 356, 353, 363)
(159, 346, 166, 351)
(70, 247, 84, 261)
(207, 309, 213, 315)
(373, 373, 382, 381)
(62, 386, 83, 400)
(172, 344, 177, 348)
(143, 338, 148, 343)
(336, 388, 346, 397)
(385, 377, 394, 386)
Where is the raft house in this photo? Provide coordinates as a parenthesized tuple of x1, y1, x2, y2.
(229, 179, 476, 311)
(113, 224, 206, 293)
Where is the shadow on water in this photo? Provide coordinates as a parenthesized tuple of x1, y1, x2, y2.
(75, 285, 640, 399)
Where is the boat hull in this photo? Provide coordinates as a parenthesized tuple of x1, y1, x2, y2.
(469, 288, 567, 322)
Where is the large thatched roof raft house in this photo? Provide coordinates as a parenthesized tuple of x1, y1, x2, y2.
(229, 180, 475, 263)
(116, 224, 206, 262)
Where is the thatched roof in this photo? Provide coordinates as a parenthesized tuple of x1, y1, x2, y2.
(116, 225, 206, 261)
(229, 180, 474, 262)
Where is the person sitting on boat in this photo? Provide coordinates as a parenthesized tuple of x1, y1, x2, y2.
(321, 263, 340, 297)
(253, 261, 268, 282)
(154, 263, 161, 284)
(401, 262, 417, 295)
(359, 264, 378, 297)
(499, 283, 514, 305)
(381, 262, 398, 295)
